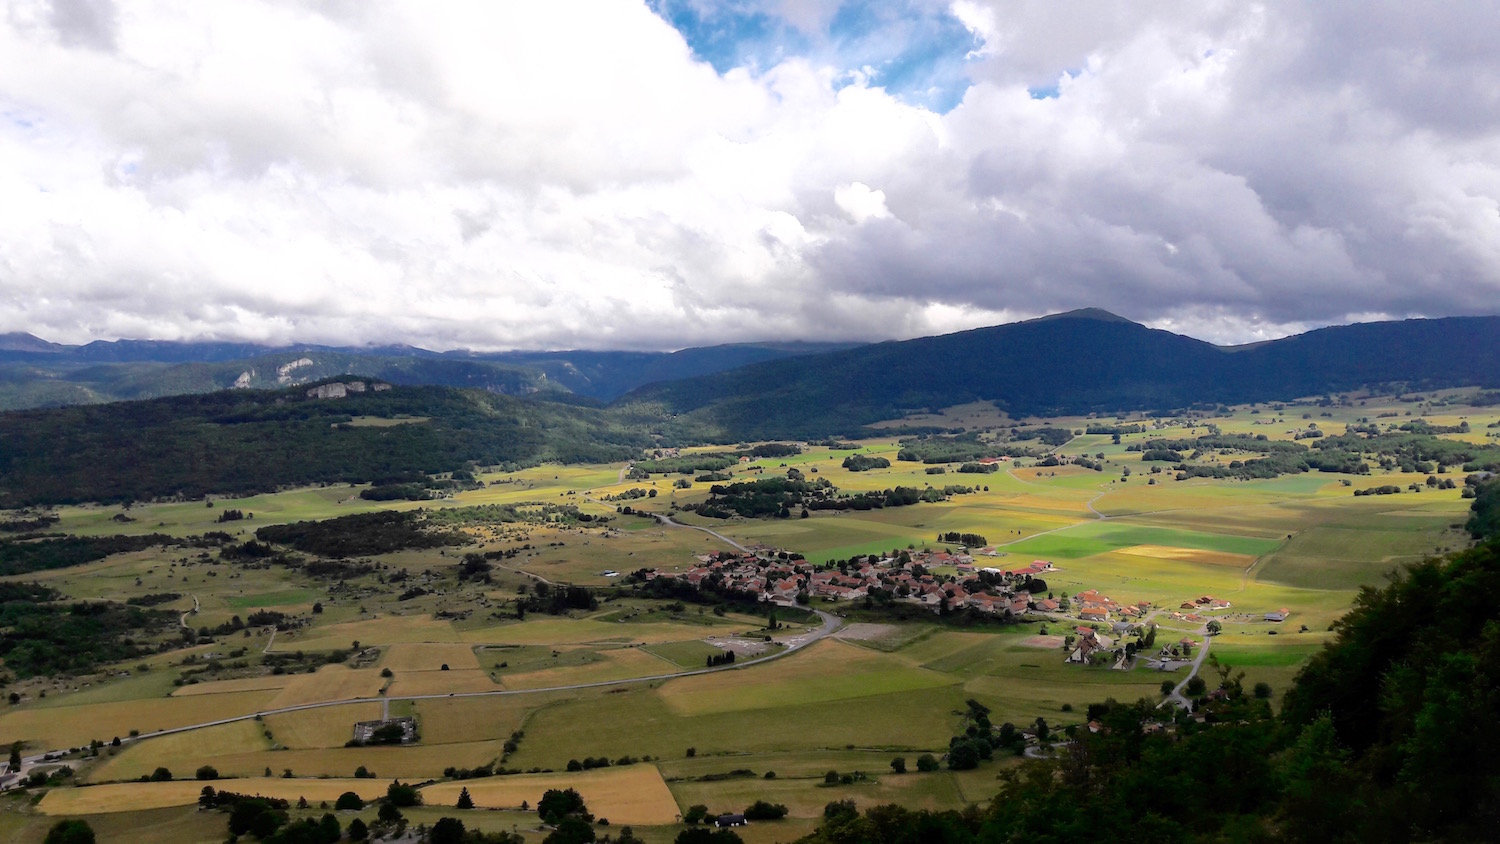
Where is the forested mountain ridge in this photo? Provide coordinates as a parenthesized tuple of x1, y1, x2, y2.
(0, 337, 856, 410)
(620, 310, 1500, 439)
(0, 381, 690, 507)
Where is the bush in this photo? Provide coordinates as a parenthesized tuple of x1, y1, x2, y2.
(149, 766, 172, 782)
(1254, 681, 1273, 699)
(44, 819, 95, 844)
(385, 780, 421, 807)
(916, 754, 940, 772)
(683, 804, 710, 825)
(347, 818, 369, 841)
(1160, 680, 1176, 696)
(195, 765, 219, 780)
(335, 791, 365, 810)
(744, 800, 788, 820)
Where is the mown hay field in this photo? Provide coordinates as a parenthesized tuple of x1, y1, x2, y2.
(380, 642, 481, 672)
(0, 691, 277, 749)
(264, 702, 381, 749)
(85, 720, 269, 783)
(41, 777, 387, 815)
(266, 665, 385, 708)
(421, 764, 680, 825)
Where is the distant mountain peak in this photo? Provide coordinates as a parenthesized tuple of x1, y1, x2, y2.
(0, 332, 63, 353)
(1031, 308, 1136, 325)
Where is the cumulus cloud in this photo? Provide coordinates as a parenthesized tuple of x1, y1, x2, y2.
(0, 0, 1496, 350)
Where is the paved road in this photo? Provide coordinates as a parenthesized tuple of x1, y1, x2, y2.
(1160, 635, 1212, 710)
(4, 610, 842, 775)
(654, 513, 752, 553)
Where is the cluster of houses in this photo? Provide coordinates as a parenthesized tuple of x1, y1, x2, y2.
(643, 548, 1062, 616)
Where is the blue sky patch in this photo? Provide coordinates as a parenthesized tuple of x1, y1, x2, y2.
(648, 0, 981, 112)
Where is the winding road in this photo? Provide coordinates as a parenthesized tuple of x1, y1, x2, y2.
(2, 610, 842, 781)
(652, 512, 752, 552)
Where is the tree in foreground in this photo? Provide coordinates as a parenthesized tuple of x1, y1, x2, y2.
(674, 829, 743, 844)
(44, 819, 95, 844)
(430, 816, 466, 844)
(543, 815, 596, 844)
(347, 818, 368, 841)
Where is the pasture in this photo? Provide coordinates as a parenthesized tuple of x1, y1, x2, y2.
(6, 394, 1496, 841)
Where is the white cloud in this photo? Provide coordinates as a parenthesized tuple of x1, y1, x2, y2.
(0, 0, 1496, 350)
(834, 182, 893, 222)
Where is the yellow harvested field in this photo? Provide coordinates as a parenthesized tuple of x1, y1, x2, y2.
(1119, 544, 1257, 567)
(267, 665, 385, 708)
(42, 778, 388, 815)
(264, 702, 381, 749)
(422, 765, 679, 825)
(86, 721, 268, 784)
(386, 669, 498, 697)
(411, 697, 532, 745)
(381, 643, 481, 672)
(0, 691, 278, 748)
(171, 675, 291, 697)
(272, 615, 459, 651)
(88, 736, 505, 781)
(502, 647, 667, 690)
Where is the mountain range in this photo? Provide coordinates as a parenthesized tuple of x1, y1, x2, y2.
(621, 309, 1500, 438)
(0, 334, 855, 410)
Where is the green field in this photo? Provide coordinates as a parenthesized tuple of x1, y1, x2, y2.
(4, 394, 1494, 842)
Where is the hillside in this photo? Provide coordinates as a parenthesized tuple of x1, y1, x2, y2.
(0, 380, 692, 507)
(621, 311, 1500, 438)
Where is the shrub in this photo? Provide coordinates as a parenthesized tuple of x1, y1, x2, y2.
(744, 800, 788, 820)
(44, 819, 95, 844)
(335, 791, 364, 811)
(195, 765, 218, 780)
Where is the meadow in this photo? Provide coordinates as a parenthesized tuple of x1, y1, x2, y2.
(1, 392, 1492, 842)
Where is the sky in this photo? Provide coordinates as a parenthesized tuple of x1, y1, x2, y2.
(2, 0, 1498, 351)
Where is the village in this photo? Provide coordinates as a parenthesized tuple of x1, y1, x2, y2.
(639, 546, 1293, 669)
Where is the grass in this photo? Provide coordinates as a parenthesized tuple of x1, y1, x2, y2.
(265, 665, 385, 708)
(407, 696, 534, 745)
(380, 643, 482, 672)
(642, 640, 725, 668)
(657, 640, 957, 717)
(263, 702, 382, 749)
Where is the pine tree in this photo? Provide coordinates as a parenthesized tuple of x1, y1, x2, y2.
(456, 786, 474, 810)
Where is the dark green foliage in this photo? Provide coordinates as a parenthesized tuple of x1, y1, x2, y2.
(542, 816, 596, 844)
(673, 830, 742, 844)
(347, 819, 368, 842)
(125, 592, 182, 606)
(431, 817, 467, 844)
(43, 820, 95, 844)
(0, 583, 173, 678)
(791, 538, 1500, 844)
(335, 792, 364, 810)
(743, 800, 789, 820)
(537, 787, 592, 824)
(255, 511, 467, 558)
(938, 532, 987, 547)
(456, 786, 474, 809)
(385, 780, 421, 807)
(897, 435, 1037, 465)
(633, 453, 738, 475)
(0, 383, 662, 507)
(841, 454, 890, 472)
(1467, 479, 1500, 540)
(1012, 426, 1074, 446)
(0, 534, 173, 576)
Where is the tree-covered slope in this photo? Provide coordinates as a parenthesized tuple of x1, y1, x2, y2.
(0, 381, 680, 507)
(622, 311, 1500, 439)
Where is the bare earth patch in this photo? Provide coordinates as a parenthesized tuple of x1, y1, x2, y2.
(1021, 635, 1066, 649)
(834, 623, 900, 642)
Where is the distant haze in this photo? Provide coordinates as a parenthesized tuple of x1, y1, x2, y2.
(2, 1, 1498, 350)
